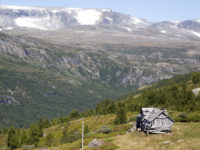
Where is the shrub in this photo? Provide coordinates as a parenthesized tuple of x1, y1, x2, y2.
(70, 110, 80, 119)
(171, 112, 200, 122)
(98, 126, 113, 134)
(192, 73, 200, 84)
(67, 131, 82, 143)
(188, 112, 200, 122)
(178, 113, 189, 122)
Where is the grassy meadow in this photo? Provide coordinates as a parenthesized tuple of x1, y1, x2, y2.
(1, 113, 200, 150)
(0, 113, 197, 150)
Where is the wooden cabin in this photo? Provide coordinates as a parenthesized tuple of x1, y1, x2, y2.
(136, 108, 174, 134)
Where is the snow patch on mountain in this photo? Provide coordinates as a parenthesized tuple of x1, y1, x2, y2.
(4, 27, 13, 30)
(131, 17, 143, 25)
(122, 26, 132, 32)
(75, 9, 102, 25)
(15, 18, 47, 30)
(0, 5, 148, 29)
(105, 17, 112, 21)
(192, 31, 200, 37)
(52, 9, 61, 13)
(160, 30, 167, 34)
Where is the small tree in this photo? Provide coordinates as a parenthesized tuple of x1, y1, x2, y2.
(27, 124, 40, 146)
(38, 118, 44, 137)
(108, 101, 117, 114)
(58, 115, 65, 123)
(96, 103, 101, 115)
(114, 103, 127, 125)
(44, 118, 50, 128)
(21, 129, 28, 145)
(7, 127, 21, 149)
(70, 110, 80, 119)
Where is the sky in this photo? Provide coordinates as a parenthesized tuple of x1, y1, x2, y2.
(0, 0, 199, 22)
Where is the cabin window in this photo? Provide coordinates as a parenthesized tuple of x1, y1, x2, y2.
(157, 119, 160, 125)
(162, 120, 164, 125)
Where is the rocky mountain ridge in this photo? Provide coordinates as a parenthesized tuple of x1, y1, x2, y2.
(0, 5, 200, 32)
(0, 5, 200, 127)
(0, 5, 147, 30)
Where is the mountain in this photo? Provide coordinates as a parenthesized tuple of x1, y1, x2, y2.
(0, 5, 200, 127)
(1, 5, 200, 34)
(0, 5, 148, 30)
(178, 20, 200, 32)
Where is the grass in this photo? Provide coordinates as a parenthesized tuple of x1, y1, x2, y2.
(35, 114, 200, 150)
(0, 134, 7, 150)
(1, 113, 200, 150)
(114, 122, 200, 150)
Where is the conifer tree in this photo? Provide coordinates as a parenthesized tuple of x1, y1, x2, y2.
(27, 124, 40, 146)
(114, 103, 127, 124)
(70, 110, 80, 119)
(7, 127, 21, 149)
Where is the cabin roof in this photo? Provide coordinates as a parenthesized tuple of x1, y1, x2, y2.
(141, 108, 174, 122)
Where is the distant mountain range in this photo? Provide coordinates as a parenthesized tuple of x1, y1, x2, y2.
(0, 5, 148, 30)
(0, 5, 200, 32)
(0, 5, 200, 127)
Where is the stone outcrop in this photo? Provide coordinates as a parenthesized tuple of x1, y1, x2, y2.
(0, 95, 19, 105)
(88, 139, 104, 148)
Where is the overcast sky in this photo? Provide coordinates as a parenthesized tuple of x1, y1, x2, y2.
(0, 0, 199, 22)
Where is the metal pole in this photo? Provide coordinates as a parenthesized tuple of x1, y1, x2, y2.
(82, 121, 84, 150)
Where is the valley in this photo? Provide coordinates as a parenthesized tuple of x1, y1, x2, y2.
(0, 6, 200, 127)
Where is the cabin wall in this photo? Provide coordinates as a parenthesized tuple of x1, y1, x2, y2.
(140, 109, 174, 133)
(151, 118, 173, 129)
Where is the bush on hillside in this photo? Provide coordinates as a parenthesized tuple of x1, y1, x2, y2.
(188, 112, 200, 122)
(179, 113, 188, 122)
(192, 72, 200, 84)
(70, 110, 80, 119)
(97, 126, 113, 134)
(67, 131, 82, 143)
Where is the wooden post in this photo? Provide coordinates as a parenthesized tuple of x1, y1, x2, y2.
(82, 121, 84, 150)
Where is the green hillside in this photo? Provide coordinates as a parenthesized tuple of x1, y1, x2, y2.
(1, 71, 200, 150)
